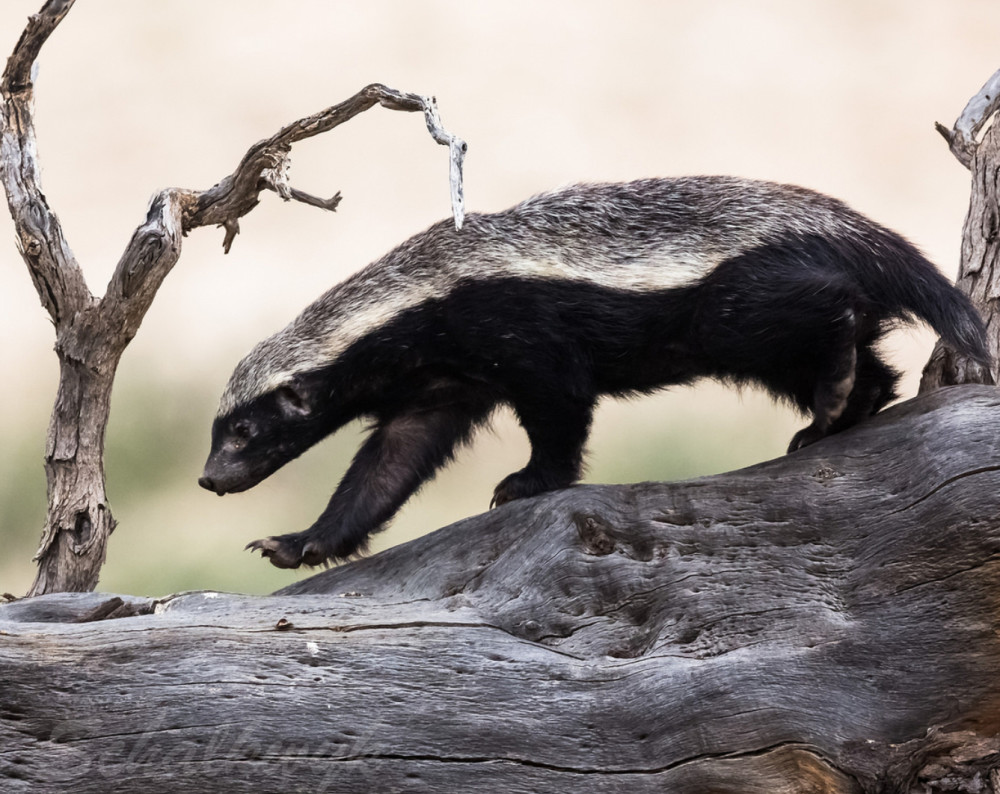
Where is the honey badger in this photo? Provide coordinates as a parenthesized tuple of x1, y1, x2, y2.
(200, 176, 990, 569)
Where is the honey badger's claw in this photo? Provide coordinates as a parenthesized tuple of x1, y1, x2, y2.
(246, 537, 304, 569)
(489, 488, 510, 509)
(492, 467, 568, 509)
(787, 424, 826, 453)
(246, 535, 330, 569)
(300, 541, 328, 567)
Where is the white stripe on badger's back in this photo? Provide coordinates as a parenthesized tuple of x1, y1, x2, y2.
(219, 176, 872, 414)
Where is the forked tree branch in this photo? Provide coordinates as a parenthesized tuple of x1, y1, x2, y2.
(185, 82, 467, 256)
(935, 68, 1000, 169)
(103, 82, 467, 338)
(0, 0, 467, 595)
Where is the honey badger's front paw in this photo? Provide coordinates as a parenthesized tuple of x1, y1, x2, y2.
(246, 533, 329, 569)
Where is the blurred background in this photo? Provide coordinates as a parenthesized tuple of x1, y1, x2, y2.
(0, 1, 997, 597)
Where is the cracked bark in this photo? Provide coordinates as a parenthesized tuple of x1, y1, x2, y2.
(0, 1, 465, 595)
(3, 385, 1000, 792)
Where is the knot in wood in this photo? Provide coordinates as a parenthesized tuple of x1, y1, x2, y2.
(137, 232, 165, 268)
(574, 513, 616, 556)
(18, 200, 49, 254)
(983, 204, 999, 244)
(812, 465, 843, 483)
(519, 619, 542, 640)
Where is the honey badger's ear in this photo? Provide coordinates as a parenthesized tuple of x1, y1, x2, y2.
(275, 384, 313, 418)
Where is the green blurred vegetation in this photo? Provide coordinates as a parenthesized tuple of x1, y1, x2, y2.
(0, 431, 48, 594)
(0, 375, 798, 598)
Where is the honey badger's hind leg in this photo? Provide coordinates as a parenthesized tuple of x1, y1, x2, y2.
(492, 394, 594, 507)
(786, 306, 890, 452)
(786, 306, 859, 452)
(693, 250, 874, 454)
(787, 320, 900, 452)
(824, 344, 900, 436)
(248, 397, 492, 569)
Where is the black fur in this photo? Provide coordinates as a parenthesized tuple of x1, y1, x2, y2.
(199, 179, 991, 569)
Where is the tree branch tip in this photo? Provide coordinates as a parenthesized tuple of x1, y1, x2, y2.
(43, 0, 76, 13)
(371, 85, 421, 113)
(936, 122, 974, 169)
(285, 187, 342, 212)
(221, 220, 240, 254)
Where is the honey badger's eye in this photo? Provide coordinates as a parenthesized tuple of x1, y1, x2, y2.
(233, 421, 252, 439)
(229, 420, 254, 451)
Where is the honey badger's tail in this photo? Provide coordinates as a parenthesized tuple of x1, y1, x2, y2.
(911, 276, 991, 366)
(854, 226, 991, 367)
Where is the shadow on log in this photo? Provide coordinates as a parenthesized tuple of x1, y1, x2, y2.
(3, 385, 1000, 792)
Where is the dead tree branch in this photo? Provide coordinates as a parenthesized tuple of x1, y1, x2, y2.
(934, 68, 1000, 169)
(0, 0, 466, 595)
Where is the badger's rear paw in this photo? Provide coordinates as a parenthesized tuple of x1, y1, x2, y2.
(787, 423, 827, 453)
(246, 533, 329, 569)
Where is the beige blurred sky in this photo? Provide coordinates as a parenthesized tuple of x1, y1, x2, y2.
(2, 1, 998, 386)
(1, 1, 998, 592)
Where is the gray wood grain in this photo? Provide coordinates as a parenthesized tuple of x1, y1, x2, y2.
(3, 385, 1000, 792)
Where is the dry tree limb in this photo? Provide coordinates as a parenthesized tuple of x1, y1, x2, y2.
(0, 0, 466, 595)
(920, 71, 1000, 392)
(186, 83, 467, 250)
(934, 68, 1000, 169)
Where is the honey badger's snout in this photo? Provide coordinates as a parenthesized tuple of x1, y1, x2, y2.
(198, 474, 224, 495)
(198, 441, 263, 496)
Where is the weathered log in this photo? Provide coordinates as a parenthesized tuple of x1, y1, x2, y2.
(3, 384, 1000, 792)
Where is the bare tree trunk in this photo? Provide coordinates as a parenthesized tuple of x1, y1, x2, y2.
(35, 356, 118, 594)
(921, 71, 1000, 391)
(0, 1, 466, 595)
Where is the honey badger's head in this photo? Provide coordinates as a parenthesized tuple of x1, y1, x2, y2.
(199, 320, 343, 496)
(199, 376, 326, 496)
